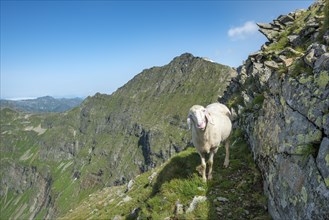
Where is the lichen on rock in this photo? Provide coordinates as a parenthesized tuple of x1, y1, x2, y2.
(220, 0, 329, 219)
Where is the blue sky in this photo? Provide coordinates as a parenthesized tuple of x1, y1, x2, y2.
(1, 0, 313, 99)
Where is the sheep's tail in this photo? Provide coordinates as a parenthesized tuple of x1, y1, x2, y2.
(222, 105, 232, 119)
(229, 107, 237, 121)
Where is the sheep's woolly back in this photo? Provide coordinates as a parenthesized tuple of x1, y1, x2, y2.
(205, 103, 232, 142)
(206, 103, 231, 119)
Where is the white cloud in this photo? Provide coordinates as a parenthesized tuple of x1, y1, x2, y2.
(228, 21, 258, 40)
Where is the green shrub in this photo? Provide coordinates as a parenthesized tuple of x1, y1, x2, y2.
(319, 0, 329, 40)
(289, 59, 313, 77)
(253, 94, 265, 106)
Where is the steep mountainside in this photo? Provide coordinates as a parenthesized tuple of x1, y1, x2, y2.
(221, 0, 329, 219)
(0, 96, 84, 113)
(0, 53, 235, 219)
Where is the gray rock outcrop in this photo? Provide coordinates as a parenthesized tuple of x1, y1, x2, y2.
(221, 0, 329, 219)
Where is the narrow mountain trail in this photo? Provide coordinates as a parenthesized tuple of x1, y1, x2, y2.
(61, 129, 271, 219)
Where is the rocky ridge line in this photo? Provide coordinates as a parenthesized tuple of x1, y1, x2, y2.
(220, 1, 329, 219)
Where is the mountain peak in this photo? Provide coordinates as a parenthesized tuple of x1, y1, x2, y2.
(176, 52, 195, 59)
(37, 96, 55, 100)
(170, 53, 196, 64)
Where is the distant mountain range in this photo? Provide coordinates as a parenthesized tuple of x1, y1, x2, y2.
(0, 96, 84, 113)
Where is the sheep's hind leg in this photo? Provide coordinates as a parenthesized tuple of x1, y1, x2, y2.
(196, 153, 207, 182)
(207, 150, 215, 180)
(223, 141, 230, 168)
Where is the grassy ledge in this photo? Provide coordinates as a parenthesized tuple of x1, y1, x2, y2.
(60, 129, 271, 220)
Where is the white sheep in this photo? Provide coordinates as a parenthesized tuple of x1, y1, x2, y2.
(187, 102, 232, 182)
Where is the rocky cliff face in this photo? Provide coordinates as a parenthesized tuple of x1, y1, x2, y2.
(0, 160, 53, 219)
(221, 1, 329, 219)
(0, 53, 235, 219)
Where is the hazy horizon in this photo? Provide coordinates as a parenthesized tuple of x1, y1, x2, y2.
(2, 95, 86, 101)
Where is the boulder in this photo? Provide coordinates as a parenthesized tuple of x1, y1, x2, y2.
(304, 49, 316, 67)
(304, 44, 327, 67)
(126, 179, 134, 192)
(186, 196, 207, 213)
(316, 138, 329, 187)
(314, 53, 329, 72)
(323, 30, 329, 45)
(305, 17, 320, 28)
(277, 14, 295, 24)
(279, 47, 304, 57)
(264, 60, 280, 70)
(292, 9, 307, 19)
(216, 197, 229, 202)
(257, 23, 282, 42)
(257, 23, 273, 29)
(282, 58, 295, 67)
(307, 43, 327, 57)
(273, 20, 285, 29)
(175, 200, 184, 215)
(287, 35, 300, 46)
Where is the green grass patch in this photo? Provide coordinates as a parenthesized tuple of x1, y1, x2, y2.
(265, 31, 289, 52)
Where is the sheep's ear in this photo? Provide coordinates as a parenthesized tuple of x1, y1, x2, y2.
(205, 110, 215, 125)
(187, 117, 191, 130)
